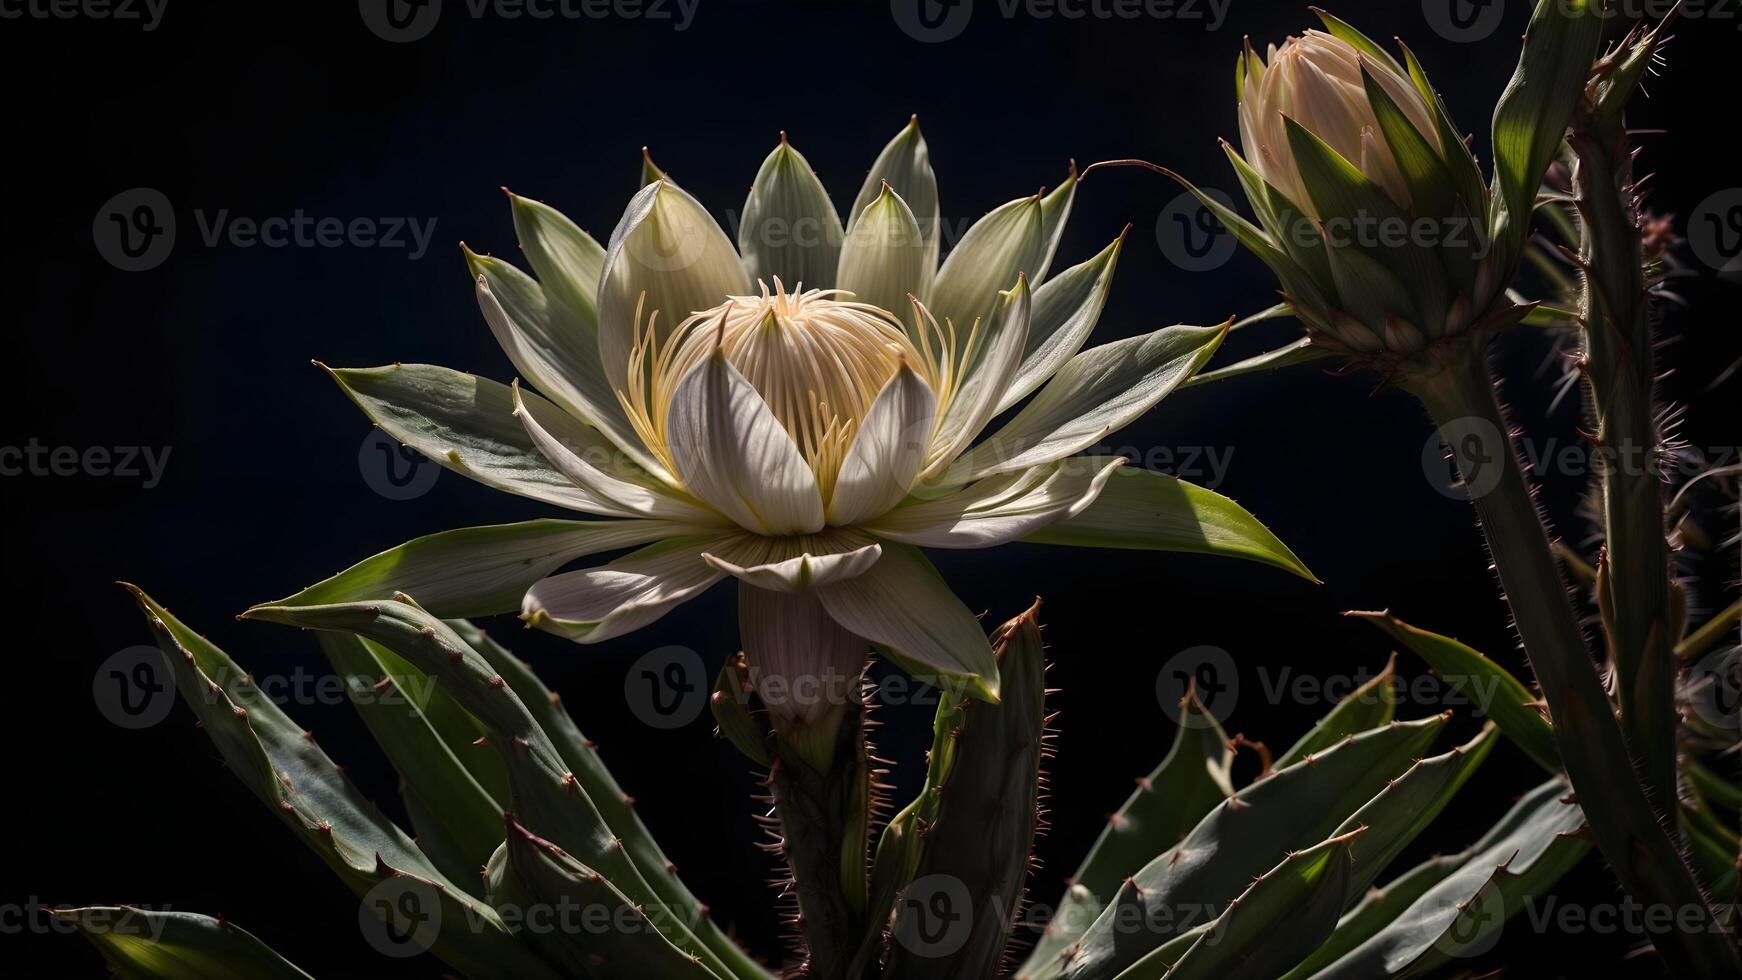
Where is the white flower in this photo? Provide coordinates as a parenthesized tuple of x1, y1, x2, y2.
(300, 121, 1310, 732)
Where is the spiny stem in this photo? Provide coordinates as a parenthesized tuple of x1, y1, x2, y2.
(1404, 349, 1739, 977)
(768, 705, 871, 979)
(1567, 81, 1679, 808)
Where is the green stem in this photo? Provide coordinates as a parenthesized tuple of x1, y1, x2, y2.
(1405, 349, 1739, 977)
(768, 706, 871, 979)
(1568, 117, 1679, 804)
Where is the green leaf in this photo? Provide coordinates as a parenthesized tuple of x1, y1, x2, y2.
(1395, 39, 1488, 220)
(499, 817, 726, 979)
(1022, 687, 1233, 975)
(1136, 831, 1361, 980)
(1283, 117, 1445, 331)
(1180, 337, 1332, 389)
(1166, 166, 1333, 326)
(249, 518, 681, 620)
(1276, 654, 1398, 769)
(1277, 853, 1462, 980)
(1361, 66, 1455, 228)
(1330, 727, 1498, 897)
(1487, 0, 1604, 271)
(1309, 8, 1405, 77)
(318, 631, 504, 884)
(708, 652, 772, 767)
(740, 137, 844, 289)
(1023, 464, 1317, 582)
(954, 322, 1226, 481)
(507, 191, 605, 335)
(1349, 610, 1560, 774)
(1304, 778, 1590, 979)
(441, 621, 774, 980)
(124, 586, 557, 980)
(1037, 716, 1448, 980)
(54, 908, 314, 980)
(243, 597, 755, 980)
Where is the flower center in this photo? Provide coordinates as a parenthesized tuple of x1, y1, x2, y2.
(621, 279, 940, 496)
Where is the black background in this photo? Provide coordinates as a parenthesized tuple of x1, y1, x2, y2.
(4, 1, 1738, 976)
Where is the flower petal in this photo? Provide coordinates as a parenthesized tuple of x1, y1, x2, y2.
(828, 362, 938, 525)
(597, 180, 750, 398)
(507, 192, 606, 335)
(923, 276, 1032, 479)
(471, 261, 667, 480)
(666, 351, 825, 535)
(1022, 460, 1318, 581)
(508, 380, 726, 525)
(327, 362, 618, 513)
(522, 533, 741, 643)
(814, 542, 999, 701)
(739, 586, 868, 724)
(247, 519, 688, 620)
(953, 321, 1228, 482)
(837, 183, 930, 321)
(926, 174, 1074, 332)
(702, 529, 883, 593)
(848, 118, 940, 285)
(999, 232, 1125, 413)
(740, 137, 844, 289)
(866, 457, 1124, 548)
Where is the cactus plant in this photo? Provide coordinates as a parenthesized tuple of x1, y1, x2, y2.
(59, 3, 1741, 978)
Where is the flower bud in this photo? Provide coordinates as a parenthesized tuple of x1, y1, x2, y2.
(1238, 30, 1442, 219)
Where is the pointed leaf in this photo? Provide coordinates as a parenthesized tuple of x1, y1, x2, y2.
(740, 137, 844, 288)
(54, 908, 314, 980)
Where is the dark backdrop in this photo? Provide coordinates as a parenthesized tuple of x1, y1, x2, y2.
(4, 1, 1737, 976)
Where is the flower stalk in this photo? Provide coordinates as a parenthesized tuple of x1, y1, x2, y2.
(767, 701, 872, 979)
(1566, 21, 1679, 807)
(1404, 348, 1739, 977)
